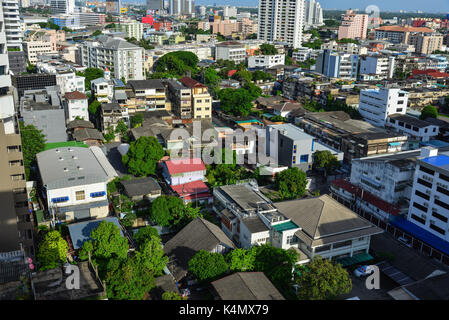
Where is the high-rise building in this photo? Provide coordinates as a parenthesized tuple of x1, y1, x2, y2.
(169, 0, 194, 15)
(407, 147, 449, 242)
(358, 87, 409, 127)
(147, 0, 163, 11)
(1, 0, 23, 50)
(50, 0, 75, 14)
(223, 6, 237, 19)
(258, 0, 305, 49)
(304, 0, 323, 28)
(338, 10, 368, 40)
(315, 49, 359, 80)
(0, 5, 34, 256)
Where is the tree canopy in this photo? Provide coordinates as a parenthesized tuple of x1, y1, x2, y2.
(134, 226, 160, 249)
(150, 196, 202, 229)
(130, 113, 144, 128)
(295, 257, 352, 300)
(188, 250, 229, 282)
(154, 51, 199, 77)
(313, 150, 341, 175)
(218, 86, 260, 117)
(257, 43, 278, 55)
(420, 105, 438, 120)
(274, 167, 308, 200)
(226, 248, 257, 272)
(19, 121, 46, 180)
(162, 291, 187, 300)
(37, 230, 68, 271)
(122, 136, 165, 177)
(77, 68, 104, 91)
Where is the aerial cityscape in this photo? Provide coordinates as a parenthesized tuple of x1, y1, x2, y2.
(0, 0, 449, 304)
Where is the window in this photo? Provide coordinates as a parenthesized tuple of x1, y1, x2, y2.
(417, 178, 432, 188)
(315, 245, 331, 253)
(430, 223, 445, 235)
(437, 186, 449, 197)
(333, 240, 352, 249)
(415, 190, 430, 201)
(413, 202, 428, 213)
(420, 166, 435, 176)
(411, 214, 426, 224)
(432, 211, 448, 223)
(435, 199, 449, 210)
(286, 235, 297, 245)
(440, 173, 449, 183)
(300, 155, 309, 163)
(75, 191, 85, 201)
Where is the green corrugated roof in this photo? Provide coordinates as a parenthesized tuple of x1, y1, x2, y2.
(44, 141, 88, 151)
(36, 210, 44, 224)
(272, 221, 299, 232)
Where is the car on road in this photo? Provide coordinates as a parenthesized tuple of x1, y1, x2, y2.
(397, 236, 413, 248)
(353, 265, 375, 277)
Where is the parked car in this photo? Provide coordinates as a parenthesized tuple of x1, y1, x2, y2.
(353, 265, 375, 277)
(398, 236, 412, 248)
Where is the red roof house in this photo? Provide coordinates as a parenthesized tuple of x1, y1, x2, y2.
(162, 158, 207, 186)
(171, 180, 213, 204)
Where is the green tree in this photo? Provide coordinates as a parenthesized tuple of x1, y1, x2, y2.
(232, 70, 252, 83)
(155, 51, 199, 77)
(77, 68, 104, 91)
(162, 291, 187, 300)
(104, 126, 116, 142)
(115, 120, 129, 141)
(296, 257, 352, 300)
(134, 226, 160, 249)
(420, 105, 438, 120)
(88, 100, 101, 116)
(122, 136, 165, 176)
(92, 30, 103, 37)
(257, 43, 278, 55)
(121, 212, 137, 228)
(253, 244, 299, 297)
(313, 150, 341, 175)
(19, 121, 46, 180)
(135, 235, 168, 277)
(130, 113, 144, 128)
(37, 231, 68, 271)
(150, 196, 184, 227)
(274, 167, 307, 200)
(218, 88, 254, 117)
(188, 250, 229, 282)
(226, 248, 257, 272)
(204, 67, 221, 87)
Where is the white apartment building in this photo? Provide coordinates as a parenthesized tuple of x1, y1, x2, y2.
(91, 77, 114, 103)
(56, 71, 85, 95)
(2, 0, 23, 50)
(407, 147, 449, 242)
(359, 55, 396, 80)
(358, 88, 409, 127)
(223, 6, 237, 19)
(386, 114, 439, 142)
(215, 41, 246, 64)
(36, 146, 118, 222)
(304, 0, 323, 28)
(258, 0, 305, 49)
(292, 47, 321, 62)
(80, 36, 145, 81)
(64, 91, 89, 122)
(248, 54, 285, 69)
(51, 0, 75, 14)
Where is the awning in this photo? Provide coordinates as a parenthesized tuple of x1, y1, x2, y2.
(335, 253, 374, 267)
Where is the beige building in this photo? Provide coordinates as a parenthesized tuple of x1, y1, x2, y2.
(338, 10, 368, 40)
(408, 33, 443, 55)
(180, 77, 212, 119)
(125, 79, 169, 113)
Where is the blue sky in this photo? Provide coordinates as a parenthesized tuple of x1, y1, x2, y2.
(192, 0, 449, 12)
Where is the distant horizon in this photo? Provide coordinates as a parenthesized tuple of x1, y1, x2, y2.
(122, 0, 449, 14)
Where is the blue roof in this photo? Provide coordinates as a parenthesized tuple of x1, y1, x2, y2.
(391, 218, 449, 256)
(421, 154, 449, 169)
(68, 217, 124, 249)
(420, 140, 449, 148)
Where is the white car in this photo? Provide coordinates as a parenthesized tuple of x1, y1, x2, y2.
(398, 236, 412, 248)
(353, 265, 375, 278)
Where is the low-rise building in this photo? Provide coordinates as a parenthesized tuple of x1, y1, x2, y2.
(179, 77, 212, 119)
(386, 114, 439, 142)
(165, 79, 192, 119)
(120, 177, 162, 201)
(162, 158, 207, 186)
(64, 91, 89, 122)
(125, 79, 168, 113)
(215, 41, 246, 64)
(248, 54, 285, 69)
(100, 102, 129, 134)
(36, 146, 118, 222)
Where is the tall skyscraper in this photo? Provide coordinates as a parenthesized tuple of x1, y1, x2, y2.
(147, 0, 164, 11)
(0, 4, 35, 256)
(169, 0, 194, 15)
(258, 0, 305, 49)
(2, 0, 23, 50)
(304, 0, 323, 28)
(50, 0, 75, 14)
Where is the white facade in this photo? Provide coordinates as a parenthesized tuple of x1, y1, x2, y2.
(64, 97, 88, 122)
(321, 41, 368, 55)
(248, 54, 285, 69)
(215, 43, 246, 64)
(23, 41, 55, 64)
(56, 72, 85, 95)
(223, 6, 237, 19)
(386, 116, 439, 142)
(359, 55, 395, 80)
(304, 0, 323, 28)
(91, 79, 114, 103)
(1, 0, 22, 50)
(51, 0, 75, 14)
(80, 37, 145, 81)
(292, 47, 320, 62)
(358, 88, 409, 127)
(407, 148, 449, 242)
(258, 0, 305, 49)
(116, 20, 144, 40)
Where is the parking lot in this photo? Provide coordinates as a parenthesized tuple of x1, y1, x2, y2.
(340, 272, 397, 300)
